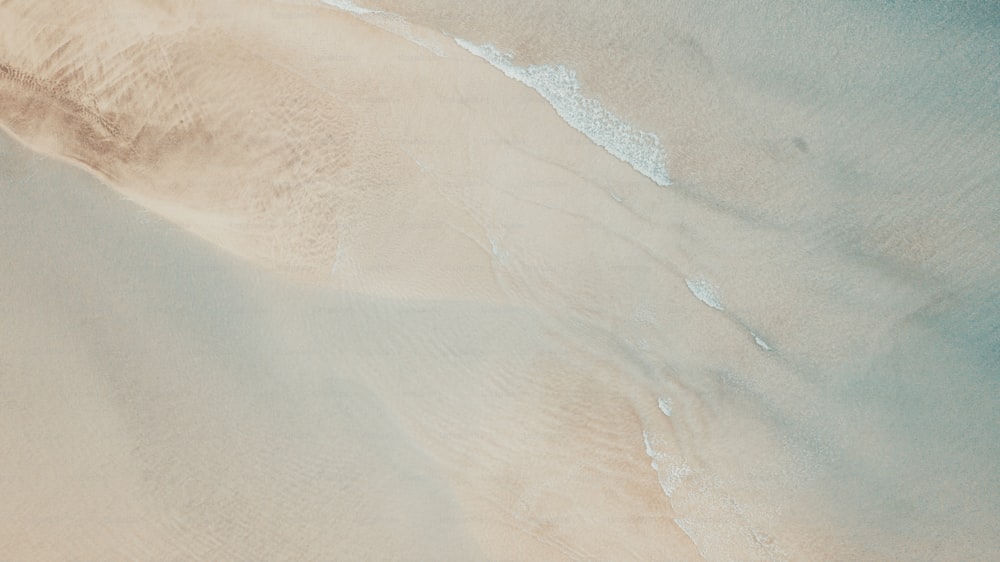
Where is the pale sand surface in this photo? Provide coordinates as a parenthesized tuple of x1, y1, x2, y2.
(2, 0, 999, 560)
(0, 128, 703, 559)
(0, 131, 482, 560)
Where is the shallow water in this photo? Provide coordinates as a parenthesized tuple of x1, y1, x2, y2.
(355, 1, 1000, 557)
(2, 0, 999, 559)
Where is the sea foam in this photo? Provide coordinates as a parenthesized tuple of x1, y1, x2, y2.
(320, 0, 379, 15)
(643, 430, 692, 498)
(318, 3, 671, 186)
(454, 39, 671, 187)
(685, 278, 724, 311)
(320, 0, 445, 56)
(658, 396, 673, 417)
(752, 333, 772, 351)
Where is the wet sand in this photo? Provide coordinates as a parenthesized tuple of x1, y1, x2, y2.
(2, 0, 999, 560)
(0, 125, 707, 559)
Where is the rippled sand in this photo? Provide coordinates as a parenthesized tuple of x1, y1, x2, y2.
(2, 0, 999, 560)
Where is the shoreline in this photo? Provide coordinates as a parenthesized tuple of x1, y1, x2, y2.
(3, 0, 999, 559)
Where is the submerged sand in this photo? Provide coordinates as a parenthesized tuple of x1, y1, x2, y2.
(2, 0, 999, 560)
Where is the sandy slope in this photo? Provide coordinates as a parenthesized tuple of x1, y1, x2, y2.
(0, 129, 491, 560)
(4, 0, 999, 560)
(0, 126, 710, 559)
(0, 1, 709, 559)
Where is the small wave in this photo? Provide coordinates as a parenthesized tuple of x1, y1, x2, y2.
(658, 396, 673, 417)
(454, 39, 671, 187)
(319, 0, 445, 56)
(752, 332, 773, 351)
(642, 430, 692, 498)
(685, 278, 723, 311)
(673, 519, 705, 557)
(319, 0, 380, 16)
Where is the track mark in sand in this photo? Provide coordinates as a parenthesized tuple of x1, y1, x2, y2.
(0, 60, 127, 152)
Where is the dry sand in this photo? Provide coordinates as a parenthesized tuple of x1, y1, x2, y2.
(0, 0, 708, 558)
(2, 0, 999, 560)
(0, 128, 703, 560)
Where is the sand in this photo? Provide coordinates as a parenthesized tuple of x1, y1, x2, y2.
(2, 0, 999, 560)
(0, 2, 705, 557)
(0, 125, 706, 559)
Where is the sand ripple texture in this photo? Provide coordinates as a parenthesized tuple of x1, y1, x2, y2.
(3, 0, 1000, 561)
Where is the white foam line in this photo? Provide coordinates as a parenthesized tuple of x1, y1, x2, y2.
(658, 396, 673, 417)
(319, 0, 381, 15)
(752, 333, 773, 351)
(685, 278, 724, 311)
(674, 518, 706, 558)
(660, 463, 692, 498)
(643, 430, 658, 465)
(642, 430, 691, 498)
(454, 39, 671, 187)
(319, 0, 378, 15)
(319, 0, 445, 56)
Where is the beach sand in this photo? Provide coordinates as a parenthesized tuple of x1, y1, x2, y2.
(0, 126, 706, 559)
(2, 0, 999, 560)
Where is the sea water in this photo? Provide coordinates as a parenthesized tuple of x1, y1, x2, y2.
(317, 0, 1000, 559)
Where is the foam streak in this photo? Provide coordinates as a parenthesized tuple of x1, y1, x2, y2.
(454, 39, 671, 187)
